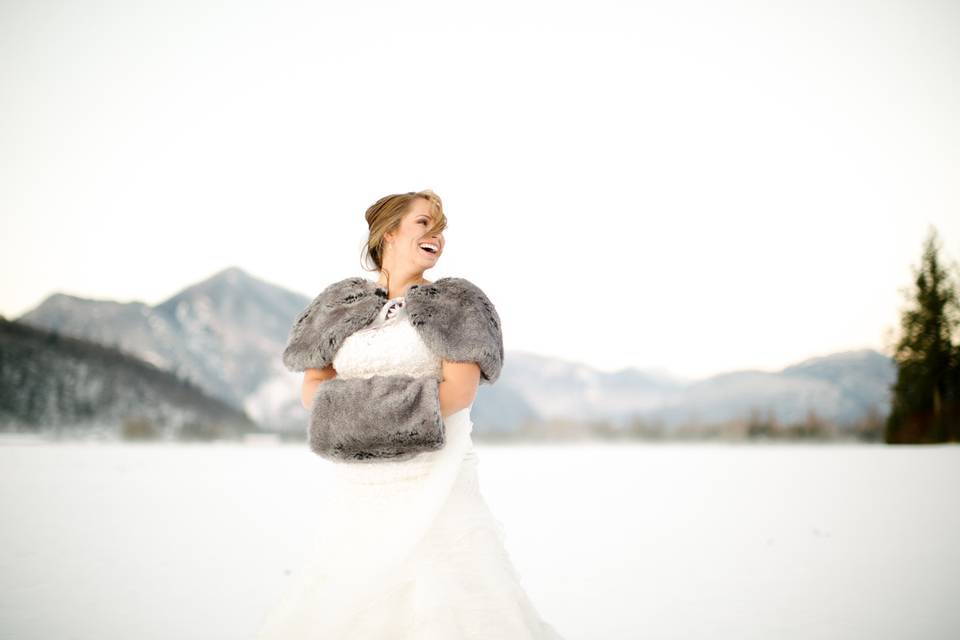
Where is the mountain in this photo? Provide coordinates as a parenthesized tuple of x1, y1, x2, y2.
(13, 266, 896, 436)
(497, 349, 893, 430)
(17, 266, 307, 431)
(500, 350, 684, 422)
(0, 317, 256, 438)
(16, 267, 541, 435)
(639, 349, 896, 429)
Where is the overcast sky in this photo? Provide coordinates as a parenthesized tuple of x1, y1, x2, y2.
(2, 0, 958, 380)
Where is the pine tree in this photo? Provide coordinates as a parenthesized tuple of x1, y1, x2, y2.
(885, 226, 960, 443)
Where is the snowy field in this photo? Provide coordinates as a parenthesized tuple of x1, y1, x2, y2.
(1, 438, 958, 640)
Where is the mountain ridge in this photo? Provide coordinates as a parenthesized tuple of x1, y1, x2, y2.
(13, 266, 895, 435)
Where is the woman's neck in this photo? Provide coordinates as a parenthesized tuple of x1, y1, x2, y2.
(375, 273, 432, 299)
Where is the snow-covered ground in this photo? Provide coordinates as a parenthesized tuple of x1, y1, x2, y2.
(1, 438, 958, 640)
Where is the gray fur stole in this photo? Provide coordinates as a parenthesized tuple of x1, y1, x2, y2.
(282, 276, 503, 462)
(309, 374, 442, 463)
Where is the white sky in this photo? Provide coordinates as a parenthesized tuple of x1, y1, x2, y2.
(1, 0, 958, 381)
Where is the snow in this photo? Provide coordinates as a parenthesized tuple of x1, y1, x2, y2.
(0, 440, 958, 639)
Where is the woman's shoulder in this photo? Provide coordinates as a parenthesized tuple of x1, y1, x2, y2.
(412, 276, 494, 301)
(282, 276, 385, 372)
(406, 277, 500, 326)
(316, 275, 381, 297)
(302, 275, 392, 308)
(405, 276, 503, 384)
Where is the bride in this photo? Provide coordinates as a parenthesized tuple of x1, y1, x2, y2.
(254, 190, 565, 639)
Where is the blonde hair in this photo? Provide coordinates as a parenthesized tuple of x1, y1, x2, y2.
(361, 189, 448, 281)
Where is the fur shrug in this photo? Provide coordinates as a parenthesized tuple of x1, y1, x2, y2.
(282, 276, 503, 462)
(283, 276, 504, 384)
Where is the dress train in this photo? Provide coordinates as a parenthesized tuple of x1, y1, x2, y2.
(254, 408, 564, 639)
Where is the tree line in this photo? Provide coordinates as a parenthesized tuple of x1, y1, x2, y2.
(885, 226, 960, 443)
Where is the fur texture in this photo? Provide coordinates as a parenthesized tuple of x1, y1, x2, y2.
(309, 374, 443, 462)
(403, 277, 504, 384)
(282, 277, 388, 373)
(283, 276, 503, 383)
(282, 275, 503, 462)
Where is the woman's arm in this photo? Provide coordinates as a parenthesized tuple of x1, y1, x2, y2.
(301, 364, 337, 410)
(303, 360, 476, 417)
(439, 360, 481, 418)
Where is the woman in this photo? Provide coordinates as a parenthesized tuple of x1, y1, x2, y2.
(255, 190, 565, 639)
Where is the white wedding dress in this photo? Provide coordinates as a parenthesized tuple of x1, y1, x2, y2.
(255, 295, 565, 639)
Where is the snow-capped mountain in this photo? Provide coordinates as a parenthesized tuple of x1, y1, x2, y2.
(17, 266, 307, 431)
(499, 349, 893, 429)
(0, 316, 256, 437)
(13, 266, 896, 436)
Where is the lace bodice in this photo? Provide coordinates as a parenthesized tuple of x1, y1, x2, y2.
(332, 296, 443, 380)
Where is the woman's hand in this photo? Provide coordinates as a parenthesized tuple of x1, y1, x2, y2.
(301, 364, 337, 410)
(439, 360, 481, 418)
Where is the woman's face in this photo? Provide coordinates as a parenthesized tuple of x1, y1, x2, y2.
(384, 199, 444, 268)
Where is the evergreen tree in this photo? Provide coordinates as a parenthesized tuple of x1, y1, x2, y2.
(885, 226, 960, 443)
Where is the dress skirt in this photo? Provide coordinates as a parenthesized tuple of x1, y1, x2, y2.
(254, 407, 565, 639)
